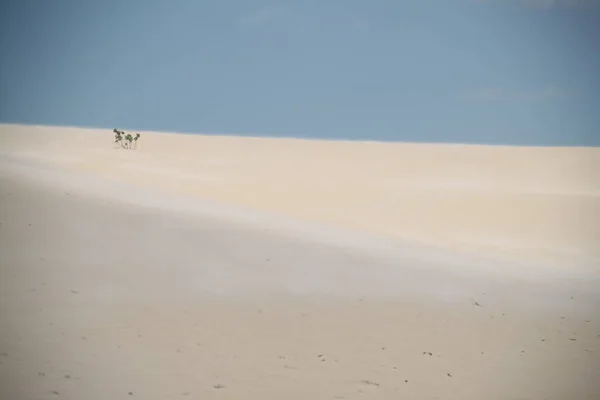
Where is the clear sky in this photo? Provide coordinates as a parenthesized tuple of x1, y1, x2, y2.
(1, 0, 599, 145)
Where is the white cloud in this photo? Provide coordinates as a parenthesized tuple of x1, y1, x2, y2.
(460, 87, 574, 102)
(238, 7, 280, 26)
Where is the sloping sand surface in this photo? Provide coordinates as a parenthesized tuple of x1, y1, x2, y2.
(1, 124, 598, 266)
(1, 124, 600, 399)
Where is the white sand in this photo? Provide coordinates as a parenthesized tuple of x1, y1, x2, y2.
(2, 124, 599, 267)
(1, 124, 599, 399)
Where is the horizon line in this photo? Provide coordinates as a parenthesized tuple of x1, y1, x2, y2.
(1, 121, 598, 150)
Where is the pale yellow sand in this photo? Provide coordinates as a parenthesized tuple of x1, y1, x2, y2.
(1, 124, 599, 267)
(1, 124, 600, 399)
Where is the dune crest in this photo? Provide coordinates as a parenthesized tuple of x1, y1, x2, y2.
(1, 124, 599, 267)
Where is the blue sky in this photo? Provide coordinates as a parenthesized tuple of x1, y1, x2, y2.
(1, 0, 599, 145)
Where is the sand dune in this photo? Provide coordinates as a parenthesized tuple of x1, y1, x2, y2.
(1, 124, 600, 399)
(1, 124, 599, 266)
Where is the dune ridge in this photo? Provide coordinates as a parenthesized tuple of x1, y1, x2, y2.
(1, 123, 598, 267)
